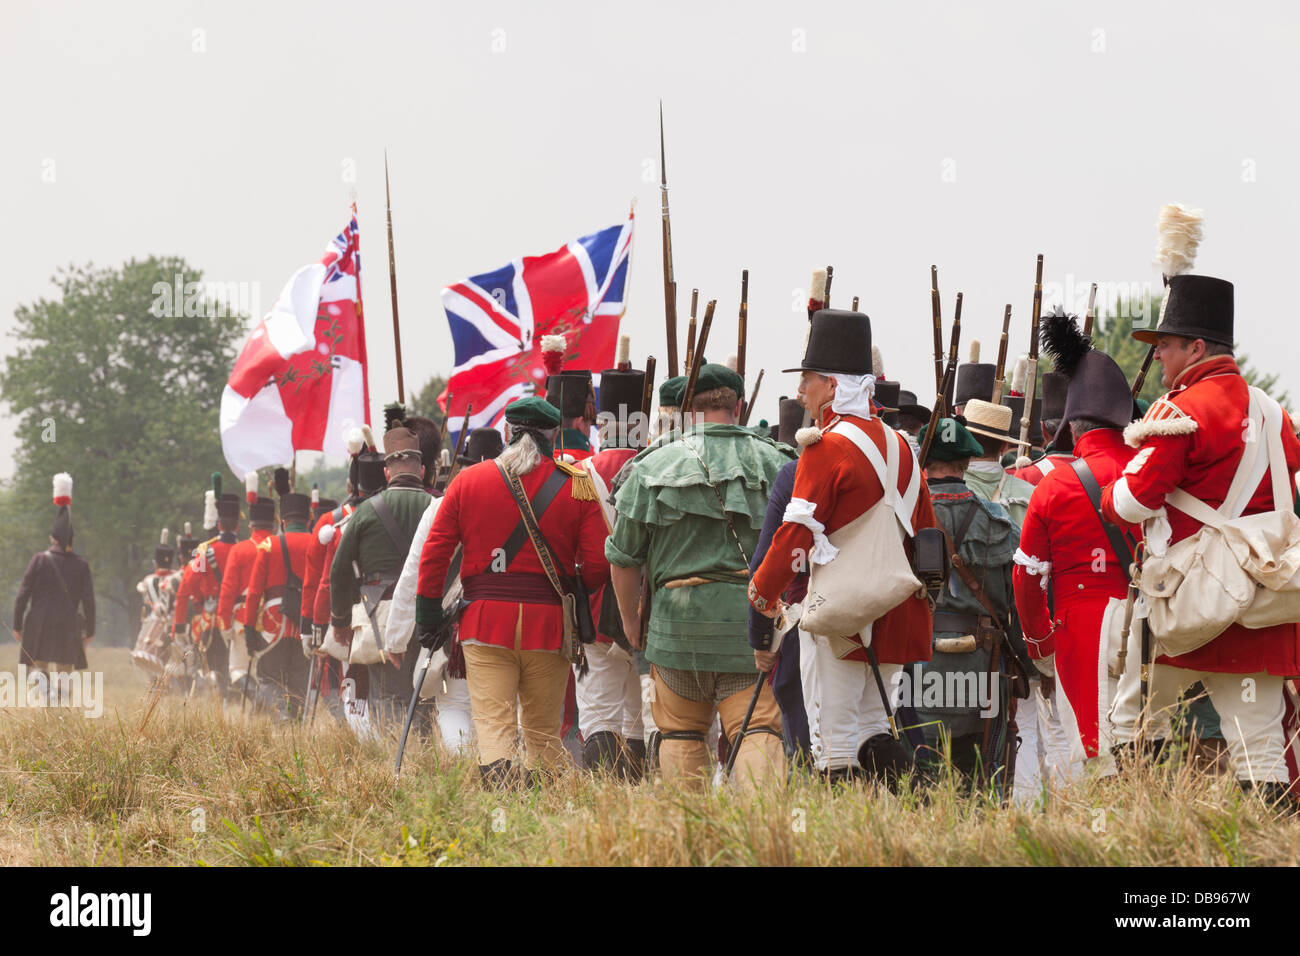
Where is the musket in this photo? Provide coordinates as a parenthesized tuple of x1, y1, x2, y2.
(823, 265, 834, 308)
(736, 270, 748, 379)
(444, 403, 475, 484)
(918, 298, 963, 468)
(384, 150, 406, 404)
(1018, 255, 1044, 451)
(659, 103, 679, 378)
(1083, 282, 1098, 338)
(679, 299, 716, 415)
(1132, 349, 1156, 398)
(684, 289, 699, 374)
(991, 304, 1012, 404)
(851, 295, 859, 311)
(723, 670, 767, 779)
(433, 392, 453, 486)
(943, 293, 963, 411)
(302, 652, 318, 725)
(395, 595, 468, 780)
(739, 369, 764, 427)
(354, 560, 390, 669)
(640, 356, 657, 446)
(930, 266, 944, 394)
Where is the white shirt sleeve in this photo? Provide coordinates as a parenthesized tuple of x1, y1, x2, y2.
(383, 497, 440, 653)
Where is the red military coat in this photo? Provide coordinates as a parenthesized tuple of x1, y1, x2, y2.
(1013, 428, 1135, 756)
(173, 533, 237, 634)
(239, 530, 313, 638)
(1101, 356, 1300, 675)
(302, 504, 352, 628)
(750, 410, 938, 665)
(583, 445, 638, 645)
(1012, 452, 1076, 488)
(417, 457, 609, 652)
(217, 529, 271, 630)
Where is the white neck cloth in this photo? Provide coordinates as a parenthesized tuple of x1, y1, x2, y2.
(829, 372, 876, 420)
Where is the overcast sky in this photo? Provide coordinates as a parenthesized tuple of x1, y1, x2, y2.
(3, 0, 1298, 479)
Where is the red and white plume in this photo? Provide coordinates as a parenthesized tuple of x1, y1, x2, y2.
(541, 334, 566, 378)
(245, 472, 259, 504)
(52, 473, 72, 507)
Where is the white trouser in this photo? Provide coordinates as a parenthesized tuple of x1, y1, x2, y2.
(800, 626, 899, 772)
(1112, 636, 1289, 782)
(434, 676, 475, 754)
(640, 675, 659, 744)
(574, 642, 643, 740)
(223, 625, 250, 683)
(1013, 679, 1086, 804)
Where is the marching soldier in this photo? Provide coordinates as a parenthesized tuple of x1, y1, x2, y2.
(542, 334, 597, 462)
(895, 389, 932, 441)
(1012, 310, 1138, 777)
(13, 473, 94, 703)
(173, 476, 240, 696)
(384, 427, 507, 755)
(609, 361, 793, 790)
(1011, 357, 1073, 487)
(217, 475, 277, 699)
(910, 417, 1028, 794)
(749, 312, 935, 785)
(330, 414, 432, 729)
(240, 477, 314, 718)
(416, 396, 609, 787)
(1101, 273, 1300, 804)
(575, 356, 649, 776)
(132, 529, 178, 676)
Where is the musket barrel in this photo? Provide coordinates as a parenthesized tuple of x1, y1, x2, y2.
(740, 368, 764, 427)
(680, 299, 715, 415)
(944, 293, 963, 410)
(1083, 282, 1098, 338)
(930, 265, 944, 394)
(737, 269, 748, 379)
(660, 103, 679, 377)
(384, 151, 406, 404)
(992, 304, 1011, 404)
(1018, 255, 1044, 449)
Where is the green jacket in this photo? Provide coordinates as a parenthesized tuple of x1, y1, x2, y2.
(916, 478, 1022, 738)
(963, 461, 1036, 528)
(330, 477, 430, 625)
(606, 422, 795, 674)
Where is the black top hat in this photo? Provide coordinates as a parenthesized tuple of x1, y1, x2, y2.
(1041, 371, 1069, 421)
(597, 369, 646, 418)
(1049, 351, 1138, 452)
(1133, 274, 1234, 347)
(155, 530, 175, 569)
(279, 492, 311, 523)
(777, 397, 805, 446)
(546, 370, 595, 420)
(783, 310, 873, 376)
(357, 453, 387, 496)
(954, 363, 996, 407)
(248, 496, 277, 526)
(896, 389, 932, 424)
(461, 427, 504, 463)
(1000, 395, 1042, 445)
(874, 381, 901, 428)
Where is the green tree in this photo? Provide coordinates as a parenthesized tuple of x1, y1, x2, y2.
(0, 258, 247, 644)
(409, 374, 449, 428)
(1086, 292, 1289, 408)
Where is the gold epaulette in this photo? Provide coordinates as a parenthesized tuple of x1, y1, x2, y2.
(256, 538, 273, 552)
(554, 459, 599, 501)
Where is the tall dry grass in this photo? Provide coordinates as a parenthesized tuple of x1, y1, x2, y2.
(0, 647, 1296, 866)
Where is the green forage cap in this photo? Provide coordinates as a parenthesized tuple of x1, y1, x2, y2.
(917, 417, 984, 461)
(504, 395, 562, 428)
(693, 363, 744, 397)
(659, 375, 686, 408)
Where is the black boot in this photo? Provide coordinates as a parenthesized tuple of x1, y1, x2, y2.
(479, 758, 513, 790)
(1240, 779, 1298, 816)
(857, 733, 915, 792)
(1111, 738, 1167, 776)
(646, 731, 662, 775)
(582, 731, 622, 774)
(622, 738, 647, 783)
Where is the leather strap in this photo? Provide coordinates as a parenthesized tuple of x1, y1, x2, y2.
(497, 462, 571, 602)
(277, 530, 300, 591)
(496, 466, 569, 573)
(1071, 458, 1137, 578)
(370, 493, 417, 557)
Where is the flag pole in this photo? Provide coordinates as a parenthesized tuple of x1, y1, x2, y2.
(385, 149, 406, 404)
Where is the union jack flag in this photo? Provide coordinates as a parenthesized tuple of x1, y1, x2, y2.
(439, 212, 633, 439)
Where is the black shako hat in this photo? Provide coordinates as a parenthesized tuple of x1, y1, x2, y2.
(546, 370, 595, 421)
(216, 494, 242, 524)
(597, 369, 646, 419)
(248, 496, 277, 526)
(357, 453, 387, 497)
(954, 363, 996, 407)
(874, 380, 901, 427)
(1133, 274, 1234, 347)
(461, 427, 505, 463)
(1042, 307, 1139, 451)
(783, 310, 872, 376)
(279, 493, 311, 523)
(777, 397, 805, 446)
(1041, 371, 1069, 422)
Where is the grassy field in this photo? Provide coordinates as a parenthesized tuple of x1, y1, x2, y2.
(0, 645, 1296, 866)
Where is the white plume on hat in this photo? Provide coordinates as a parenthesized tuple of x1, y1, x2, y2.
(183, 521, 192, 536)
(872, 345, 884, 378)
(160, 527, 169, 546)
(360, 424, 375, 450)
(244, 471, 259, 502)
(1010, 354, 1028, 394)
(617, 334, 630, 366)
(203, 490, 218, 528)
(725, 353, 738, 371)
(541, 334, 567, 353)
(346, 426, 365, 456)
(52, 472, 73, 506)
(809, 268, 827, 303)
(969, 339, 981, 364)
(1154, 203, 1204, 279)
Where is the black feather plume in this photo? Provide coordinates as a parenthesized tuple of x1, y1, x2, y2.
(384, 402, 407, 432)
(273, 466, 291, 497)
(1039, 304, 1091, 378)
(211, 471, 222, 499)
